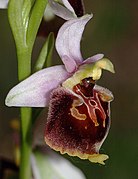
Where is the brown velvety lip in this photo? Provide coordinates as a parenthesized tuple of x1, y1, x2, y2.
(45, 78, 112, 164)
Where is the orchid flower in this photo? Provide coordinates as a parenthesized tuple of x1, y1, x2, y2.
(5, 1, 114, 165)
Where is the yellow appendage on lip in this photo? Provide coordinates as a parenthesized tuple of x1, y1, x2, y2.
(88, 153, 109, 165)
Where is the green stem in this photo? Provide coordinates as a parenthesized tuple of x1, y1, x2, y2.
(8, 0, 48, 178)
(20, 108, 32, 179)
(17, 48, 31, 81)
(17, 49, 32, 179)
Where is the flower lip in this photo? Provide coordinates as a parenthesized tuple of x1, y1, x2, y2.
(45, 78, 112, 164)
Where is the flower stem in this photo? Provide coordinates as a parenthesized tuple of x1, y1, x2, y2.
(8, 0, 48, 177)
(17, 49, 32, 179)
(20, 108, 32, 179)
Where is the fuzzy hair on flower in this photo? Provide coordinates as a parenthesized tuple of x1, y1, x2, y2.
(5, 0, 115, 164)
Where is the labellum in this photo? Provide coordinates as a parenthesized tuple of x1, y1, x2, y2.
(45, 77, 113, 164)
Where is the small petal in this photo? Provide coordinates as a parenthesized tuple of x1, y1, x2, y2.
(83, 54, 104, 64)
(62, 55, 77, 73)
(0, 0, 8, 8)
(5, 65, 69, 107)
(56, 14, 93, 67)
(48, 0, 76, 20)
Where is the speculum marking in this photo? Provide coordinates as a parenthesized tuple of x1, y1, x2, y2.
(70, 99, 86, 120)
(72, 79, 106, 127)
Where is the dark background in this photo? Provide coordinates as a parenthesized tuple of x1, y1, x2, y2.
(0, 0, 138, 178)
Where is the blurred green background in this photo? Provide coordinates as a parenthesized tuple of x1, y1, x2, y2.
(0, 0, 138, 178)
